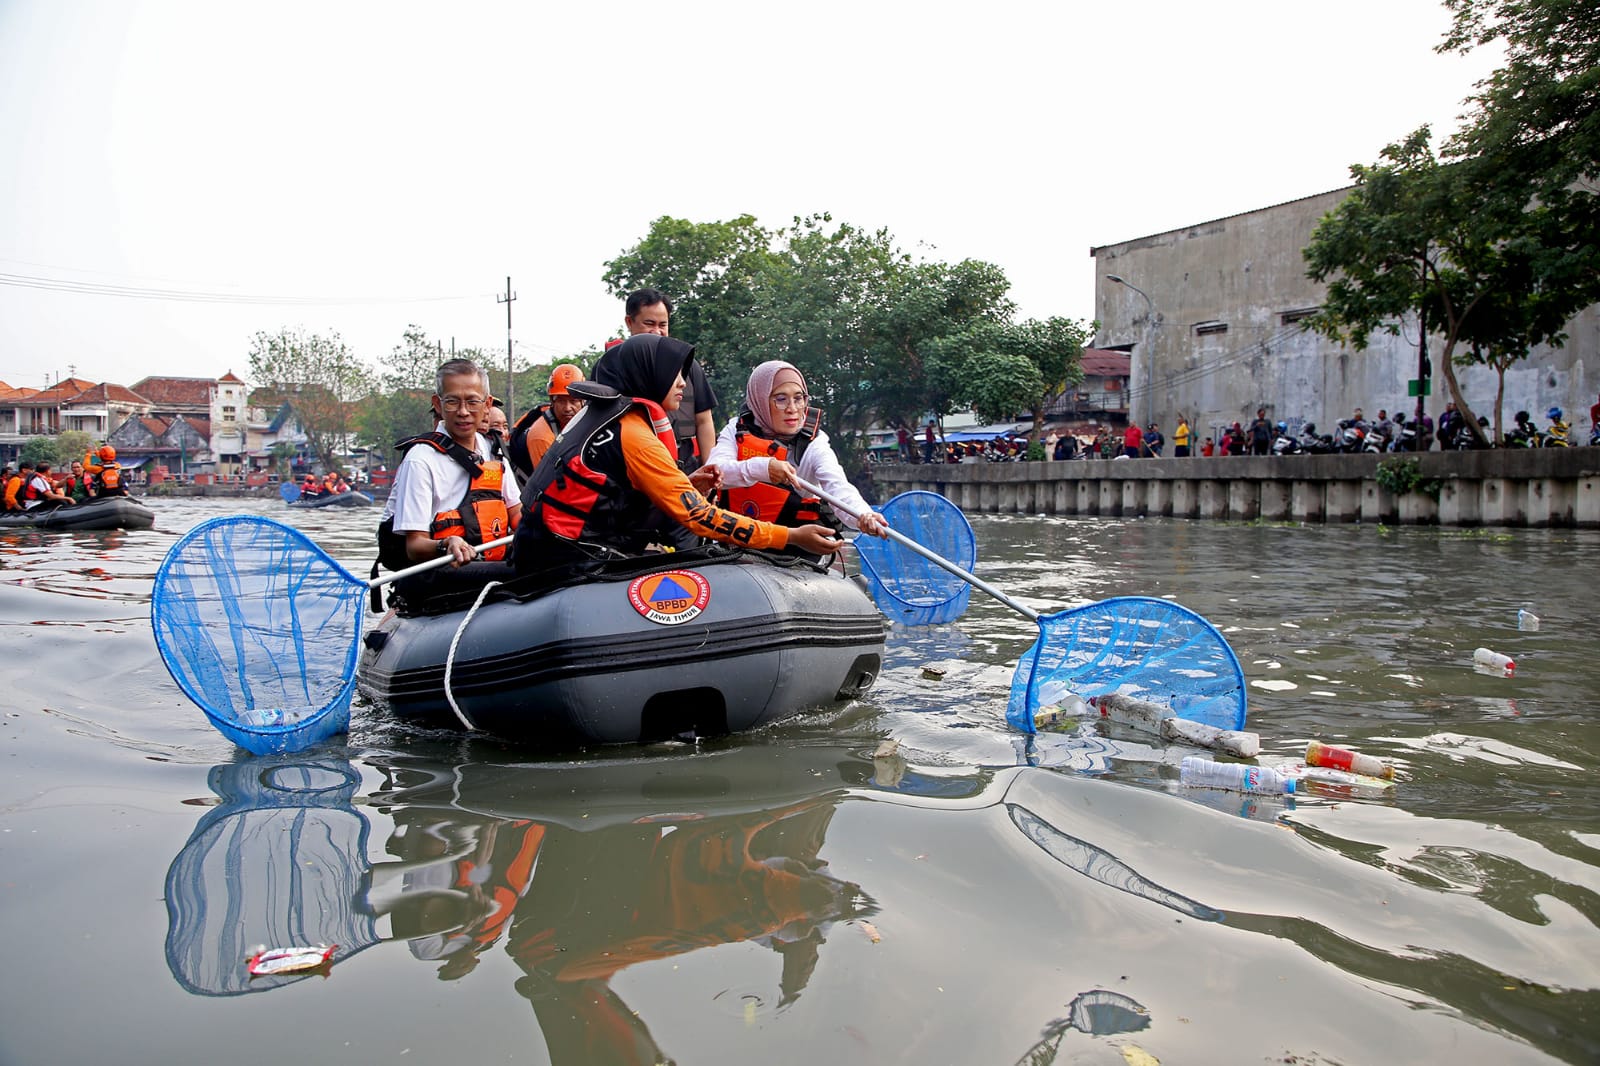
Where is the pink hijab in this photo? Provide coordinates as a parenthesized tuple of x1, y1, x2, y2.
(745, 360, 807, 437)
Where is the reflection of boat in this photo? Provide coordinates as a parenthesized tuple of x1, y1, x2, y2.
(287, 490, 373, 508)
(357, 548, 886, 744)
(164, 742, 899, 1065)
(0, 496, 155, 531)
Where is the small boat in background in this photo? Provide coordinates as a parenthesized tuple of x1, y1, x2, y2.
(0, 496, 155, 531)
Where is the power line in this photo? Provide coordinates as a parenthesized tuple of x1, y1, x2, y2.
(0, 270, 486, 307)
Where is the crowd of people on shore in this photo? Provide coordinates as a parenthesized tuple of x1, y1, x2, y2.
(377, 288, 889, 594)
(884, 392, 1600, 468)
(1, 445, 130, 513)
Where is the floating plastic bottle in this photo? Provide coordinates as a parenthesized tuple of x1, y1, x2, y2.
(1473, 647, 1515, 674)
(1517, 609, 1540, 631)
(1305, 740, 1394, 780)
(1179, 755, 1295, 795)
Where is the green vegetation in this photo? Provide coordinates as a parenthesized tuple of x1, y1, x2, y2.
(1375, 457, 1444, 500)
(1303, 0, 1599, 446)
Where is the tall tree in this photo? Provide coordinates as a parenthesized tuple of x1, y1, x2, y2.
(926, 317, 1090, 434)
(1304, 128, 1579, 443)
(602, 214, 780, 367)
(247, 327, 372, 473)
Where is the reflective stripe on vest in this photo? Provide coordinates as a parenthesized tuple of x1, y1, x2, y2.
(429, 460, 511, 560)
(531, 396, 677, 546)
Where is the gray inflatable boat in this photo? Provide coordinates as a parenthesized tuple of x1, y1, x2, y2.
(357, 548, 885, 745)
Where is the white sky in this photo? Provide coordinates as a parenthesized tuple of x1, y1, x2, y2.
(0, 0, 1501, 392)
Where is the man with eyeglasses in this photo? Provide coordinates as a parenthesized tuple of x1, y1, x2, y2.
(379, 358, 521, 570)
(623, 288, 718, 473)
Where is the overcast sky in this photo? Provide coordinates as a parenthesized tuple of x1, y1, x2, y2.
(0, 0, 1501, 393)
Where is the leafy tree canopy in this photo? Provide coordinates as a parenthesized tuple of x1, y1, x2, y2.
(248, 327, 373, 473)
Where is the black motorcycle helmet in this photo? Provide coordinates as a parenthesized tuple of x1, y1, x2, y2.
(1515, 410, 1531, 424)
(1302, 422, 1316, 435)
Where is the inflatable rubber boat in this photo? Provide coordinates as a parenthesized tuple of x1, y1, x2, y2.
(0, 495, 155, 531)
(357, 547, 886, 745)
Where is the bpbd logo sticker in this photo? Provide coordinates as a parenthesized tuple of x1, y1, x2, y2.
(627, 570, 711, 625)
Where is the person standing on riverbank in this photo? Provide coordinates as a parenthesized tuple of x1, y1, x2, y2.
(1122, 422, 1143, 459)
(1173, 416, 1191, 457)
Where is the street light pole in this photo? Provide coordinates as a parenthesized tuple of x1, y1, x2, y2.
(1107, 274, 1156, 429)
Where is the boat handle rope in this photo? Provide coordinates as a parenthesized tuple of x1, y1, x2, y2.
(442, 579, 500, 731)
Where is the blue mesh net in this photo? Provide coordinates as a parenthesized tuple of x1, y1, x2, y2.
(164, 756, 379, 995)
(855, 491, 975, 626)
(151, 516, 365, 754)
(1006, 597, 1247, 733)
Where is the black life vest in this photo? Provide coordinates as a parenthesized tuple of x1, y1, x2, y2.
(507, 404, 560, 483)
(514, 393, 679, 567)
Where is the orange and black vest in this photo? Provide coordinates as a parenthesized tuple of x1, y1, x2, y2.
(22, 474, 49, 504)
(518, 393, 678, 560)
(380, 433, 511, 565)
(97, 463, 125, 494)
(720, 409, 827, 527)
(507, 404, 559, 483)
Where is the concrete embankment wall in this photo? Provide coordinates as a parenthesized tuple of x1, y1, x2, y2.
(868, 449, 1600, 528)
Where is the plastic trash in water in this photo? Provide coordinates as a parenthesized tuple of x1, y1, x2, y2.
(1306, 740, 1394, 780)
(1178, 755, 1295, 795)
(1517, 609, 1540, 631)
(1473, 647, 1515, 675)
(246, 944, 338, 977)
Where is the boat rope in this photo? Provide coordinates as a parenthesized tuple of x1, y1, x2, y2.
(442, 579, 501, 731)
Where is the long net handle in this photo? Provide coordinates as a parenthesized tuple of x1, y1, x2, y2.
(367, 534, 516, 589)
(792, 476, 1038, 623)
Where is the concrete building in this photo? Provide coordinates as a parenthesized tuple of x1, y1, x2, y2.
(1090, 188, 1598, 444)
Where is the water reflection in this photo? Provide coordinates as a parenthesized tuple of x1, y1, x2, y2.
(165, 743, 901, 1063)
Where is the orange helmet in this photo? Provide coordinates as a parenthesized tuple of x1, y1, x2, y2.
(98, 445, 116, 462)
(547, 363, 584, 397)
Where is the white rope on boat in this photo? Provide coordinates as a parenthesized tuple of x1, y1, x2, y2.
(443, 580, 500, 731)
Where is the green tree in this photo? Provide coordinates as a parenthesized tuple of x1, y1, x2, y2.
(247, 327, 373, 474)
(20, 437, 57, 466)
(269, 441, 296, 482)
(602, 213, 780, 363)
(926, 317, 1090, 435)
(1304, 128, 1579, 444)
(53, 430, 93, 468)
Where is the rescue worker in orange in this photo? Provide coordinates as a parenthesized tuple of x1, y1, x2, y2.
(707, 360, 887, 551)
(300, 472, 323, 498)
(3, 461, 32, 511)
(507, 363, 586, 482)
(84, 446, 129, 496)
(514, 334, 840, 580)
(379, 358, 521, 569)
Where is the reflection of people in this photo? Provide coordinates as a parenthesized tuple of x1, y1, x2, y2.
(514, 335, 841, 579)
(707, 360, 887, 546)
(379, 358, 520, 569)
(506, 798, 868, 1063)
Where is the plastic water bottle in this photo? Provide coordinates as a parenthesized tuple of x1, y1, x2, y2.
(1305, 740, 1394, 780)
(1517, 609, 1540, 631)
(1473, 647, 1515, 674)
(1179, 755, 1295, 795)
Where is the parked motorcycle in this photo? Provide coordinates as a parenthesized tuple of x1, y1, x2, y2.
(1505, 411, 1540, 448)
(1541, 407, 1572, 448)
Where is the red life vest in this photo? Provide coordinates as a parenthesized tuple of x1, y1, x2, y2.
(394, 433, 511, 561)
(22, 474, 49, 503)
(721, 411, 826, 527)
(522, 394, 678, 552)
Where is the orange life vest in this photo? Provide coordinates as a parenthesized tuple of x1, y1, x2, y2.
(394, 432, 511, 561)
(98, 464, 123, 493)
(721, 416, 826, 528)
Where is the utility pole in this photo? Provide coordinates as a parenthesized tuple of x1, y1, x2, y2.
(497, 277, 517, 415)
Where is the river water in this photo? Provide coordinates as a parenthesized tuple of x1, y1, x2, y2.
(1, 497, 1596, 1065)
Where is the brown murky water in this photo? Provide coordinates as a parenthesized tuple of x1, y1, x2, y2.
(1, 498, 1595, 1064)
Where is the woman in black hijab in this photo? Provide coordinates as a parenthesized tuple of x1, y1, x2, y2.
(514, 334, 842, 574)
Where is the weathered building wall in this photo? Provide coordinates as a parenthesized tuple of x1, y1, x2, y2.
(1090, 189, 1597, 443)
